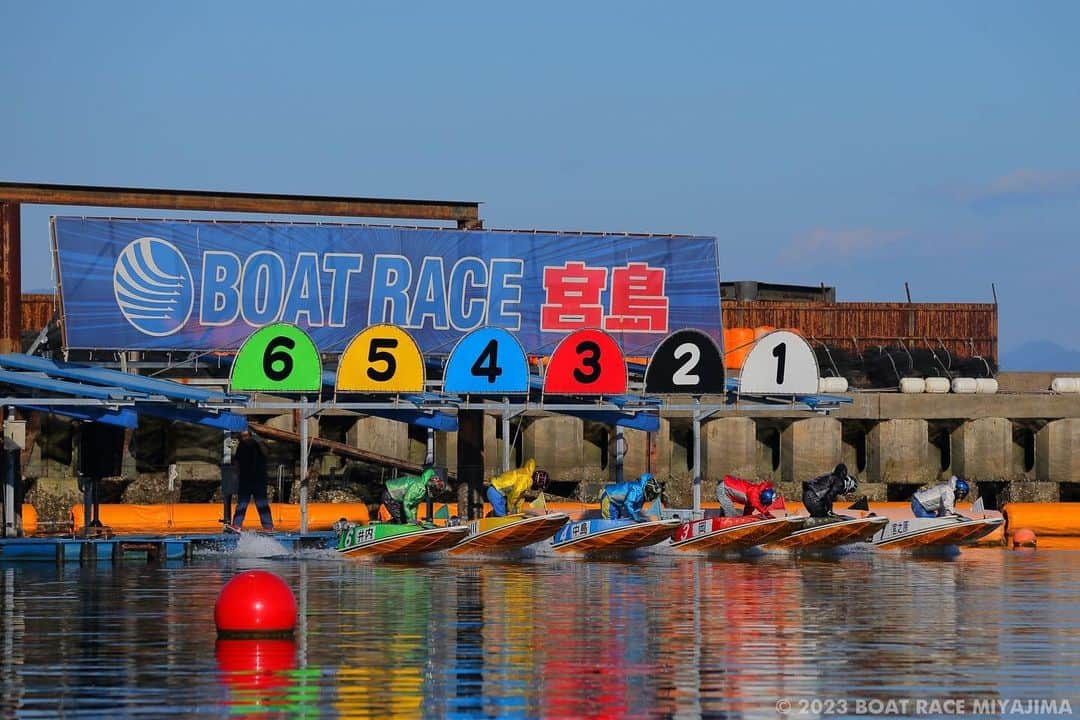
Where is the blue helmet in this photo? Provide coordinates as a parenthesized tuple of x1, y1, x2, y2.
(953, 477, 970, 499)
(760, 488, 777, 507)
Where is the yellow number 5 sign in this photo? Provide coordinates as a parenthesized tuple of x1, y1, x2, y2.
(336, 324, 425, 393)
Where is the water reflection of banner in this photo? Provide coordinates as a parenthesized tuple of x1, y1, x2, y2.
(332, 566, 431, 718)
(649, 558, 806, 717)
(538, 562, 655, 719)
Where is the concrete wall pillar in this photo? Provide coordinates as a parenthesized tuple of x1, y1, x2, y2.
(349, 416, 410, 461)
(652, 418, 686, 481)
(951, 417, 1013, 481)
(608, 427, 649, 484)
(702, 416, 757, 483)
(524, 416, 593, 482)
(436, 414, 500, 478)
(781, 416, 842, 486)
(1036, 418, 1080, 483)
(867, 419, 932, 484)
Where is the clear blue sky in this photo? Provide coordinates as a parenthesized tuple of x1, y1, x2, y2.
(3, 2, 1079, 366)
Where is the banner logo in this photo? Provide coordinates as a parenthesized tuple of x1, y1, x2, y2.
(112, 237, 194, 336)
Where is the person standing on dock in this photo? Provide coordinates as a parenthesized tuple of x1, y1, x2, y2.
(716, 475, 781, 517)
(600, 473, 662, 522)
(382, 468, 448, 525)
(802, 464, 858, 518)
(911, 476, 970, 518)
(228, 430, 274, 532)
(485, 458, 550, 517)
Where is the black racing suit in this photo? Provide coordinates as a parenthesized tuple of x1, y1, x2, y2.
(802, 472, 848, 518)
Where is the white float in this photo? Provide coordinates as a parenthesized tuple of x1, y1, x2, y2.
(899, 377, 926, 394)
(951, 377, 978, 394)
(924, 377, 950, 394)
(1051, 377, 1080, 393)
(975, 378, 999, 394)
(818, 376, 849, 393)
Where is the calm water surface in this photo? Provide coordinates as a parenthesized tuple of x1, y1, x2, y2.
(0, 543, 1078, 718)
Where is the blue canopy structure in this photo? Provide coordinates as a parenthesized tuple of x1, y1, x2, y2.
(12, 403, 138, 428)
(321, 372, 459, 431)
(0, 354, 243, 403)
(0, 354, 247, 431)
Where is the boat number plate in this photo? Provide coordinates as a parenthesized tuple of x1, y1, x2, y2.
(341, 526, 377, 547)
(570, 523, 592, 538)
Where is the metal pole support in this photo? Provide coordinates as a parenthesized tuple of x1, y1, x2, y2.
(299, 396, 309, 534)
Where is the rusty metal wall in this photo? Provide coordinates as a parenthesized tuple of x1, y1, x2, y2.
(722, 301, 998, 363)
(20, 294, 55, 334)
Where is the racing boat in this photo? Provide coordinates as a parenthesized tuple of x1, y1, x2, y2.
(669, 515, 804, 553)
(448, 512, 570, 555)
(868, 498, 1004, 550)
(336, 522, 469, 558)
(550, 518, 682, 555)
(769, 514, 888, 550)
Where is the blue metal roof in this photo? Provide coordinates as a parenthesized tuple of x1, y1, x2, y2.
(134, 404, 247, 432)
(0, 369, 144, 401)
(0, 354, 239, 402)
(13, 403, 138, 428)
(0, 354, 247, 430)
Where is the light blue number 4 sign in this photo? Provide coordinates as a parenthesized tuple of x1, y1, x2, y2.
(444, 327, 530, 394)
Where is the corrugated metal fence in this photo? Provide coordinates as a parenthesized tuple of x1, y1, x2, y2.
(722, 301, 997, 364)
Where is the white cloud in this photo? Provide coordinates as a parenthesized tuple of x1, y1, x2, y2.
(965, 169, 1080, 209)
(780, 228, 907, 264)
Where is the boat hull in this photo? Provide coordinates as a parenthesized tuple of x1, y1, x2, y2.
(550, 518, 681, 554)
(770, 516, 889, 550)
(337, 523, 469, 558)
(670, 516, 802, 552)
(448, 513, 570, 555)
(871, 516, 1005, 549)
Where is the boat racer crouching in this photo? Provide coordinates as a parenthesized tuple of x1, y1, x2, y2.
(716, 474, 781, 517)
(802, 464, 858, 518)
(600, 473, 662, 522)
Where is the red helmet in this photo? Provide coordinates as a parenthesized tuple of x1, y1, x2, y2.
(532, 469, 549, 490)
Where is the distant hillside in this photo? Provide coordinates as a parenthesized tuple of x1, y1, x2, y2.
(1001, 341, 1080, 372)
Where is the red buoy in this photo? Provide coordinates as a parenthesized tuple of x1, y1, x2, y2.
(215, 570, 297, 636)
(216, 639, 297, 691)
(1012, 528, 1037, 548)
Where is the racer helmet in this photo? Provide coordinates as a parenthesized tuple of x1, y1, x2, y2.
(759, 487, 777, 507)
(642, 473, 661, 501)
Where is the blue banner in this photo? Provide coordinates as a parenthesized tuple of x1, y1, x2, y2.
(52, 218, 722, 353)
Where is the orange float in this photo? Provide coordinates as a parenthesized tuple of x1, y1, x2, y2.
(723, 327, 755, 370)
(71, 502, 372, 534)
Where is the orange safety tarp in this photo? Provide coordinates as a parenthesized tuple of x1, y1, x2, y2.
(71, 503, 371, 534)
(1002, 502, 1080, 548)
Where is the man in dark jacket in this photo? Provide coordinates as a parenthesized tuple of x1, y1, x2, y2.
(228, 430, 274, 532)
(802, 463, 858, 518)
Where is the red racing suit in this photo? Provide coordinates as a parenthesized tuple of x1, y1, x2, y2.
(717, 475, 783, 517)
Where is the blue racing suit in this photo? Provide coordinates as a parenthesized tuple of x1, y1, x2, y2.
(600, 477, 650, 522)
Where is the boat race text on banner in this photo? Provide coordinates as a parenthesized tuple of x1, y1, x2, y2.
(50, 218, 722, 352)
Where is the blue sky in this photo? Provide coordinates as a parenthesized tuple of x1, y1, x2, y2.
(3, 2, 1079, 366)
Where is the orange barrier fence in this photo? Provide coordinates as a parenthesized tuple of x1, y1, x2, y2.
(22, 505, 37, 535)
(39, 499, 1080, 549)
(71, 503, 372, 534)
(1002, 502, 1080, 549)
